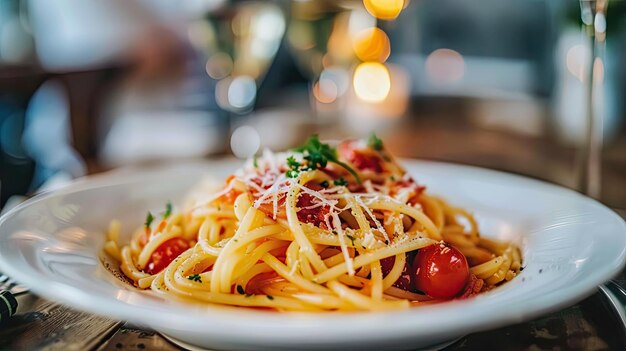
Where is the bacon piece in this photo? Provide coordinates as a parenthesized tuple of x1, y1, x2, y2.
(338, 141, 383, 173)
(296, 183, 330, 228)
(457, 274, 484, 299)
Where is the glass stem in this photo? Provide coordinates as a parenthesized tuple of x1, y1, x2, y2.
(578, 0, 607, 199)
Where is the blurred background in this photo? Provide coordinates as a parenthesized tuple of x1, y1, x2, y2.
(0, 0, 625, 211)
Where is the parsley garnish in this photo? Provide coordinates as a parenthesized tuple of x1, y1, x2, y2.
(390, 175, 396, 182)
(320, 180, 329, 188)
(334, 177, 348, 186)
(368, 133, 384, 151)
(293, 135, 361, 183)
(163, 201, 172, 219)
(286, 156, 302, 178)
(267, 295, 274, 300)
(144, 212, 154, 228)
(187, 274, 202, 282)
(236, 285, 245, 295)
(346, 234, 356, 246)
(253, 155, 258, 168)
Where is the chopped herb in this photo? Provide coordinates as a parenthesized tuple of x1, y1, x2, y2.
(187, 274, 202, 282)
(233, 239, 238, 243)
(385, 239, 390, 245)
(287, 155, 301, 169)
(332, 230, 338, 235)
(267, 295, 274, 300)
(144, 212, 154, 228)
(163, 201, 172, 219)
(389, 175, 396, 182)
(334, 177, 348, 186)
(320, 180, 329, 188)
(236, 285, 245, 295)
(346, 234, 356, 246)
(286, 156, 302, 178)
(253, 155, 258, 168)
(293, 135, 361, 183)
(368, 133, 384, 151)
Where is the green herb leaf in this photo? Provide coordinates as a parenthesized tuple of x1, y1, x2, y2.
(144, 212, 154, 228)
(287, 156, 300, 169)
(253, 155, 258, 168)
(293, 135, 361, 183)
(187, 274, 202, 282)
(320, 180, 329, 188)
(163, 201, 172, 219)
(368, 133, 384, 151)
(236, 285, 245, 295)
(267, 295, 274, 300)
(286, 156, 302, 178)
(389, 175, 396, 182)
(334, 177, 348, 186)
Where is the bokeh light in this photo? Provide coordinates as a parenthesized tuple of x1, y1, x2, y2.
(566, 44, 588, 82)
(425, 48, 465, 84)
(353, 62, 391, 103)
(205, 52, 233, 80)
(313, 79, 339, 104)
(352, 27, 390, 62)
(230, 125, 261, 158)
(363, 0, 404, 20)
(228, 75, 257, 110)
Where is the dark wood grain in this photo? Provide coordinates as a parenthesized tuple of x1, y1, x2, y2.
(0, 295, 121, 351)
(96, 323, 181, 351)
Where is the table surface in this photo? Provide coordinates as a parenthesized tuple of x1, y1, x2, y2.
(0, 270, 625, 351)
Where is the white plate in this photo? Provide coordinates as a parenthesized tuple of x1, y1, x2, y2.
(1, 160, 625, 350)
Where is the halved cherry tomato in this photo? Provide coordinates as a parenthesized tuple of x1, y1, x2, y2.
(145, 238, 190, 274)
(412, 243, 469, 299)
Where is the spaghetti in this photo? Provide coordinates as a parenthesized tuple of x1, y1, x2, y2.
(104, 135, 522, 311)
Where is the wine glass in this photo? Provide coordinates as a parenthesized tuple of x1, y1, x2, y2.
(577, 0, 608, 198)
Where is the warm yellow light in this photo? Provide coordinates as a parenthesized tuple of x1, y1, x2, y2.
(425, 48, 464, 84)
(353, 62, 391, 103)
(593, 57, 604, 84)
(363, 0, 404, 20)
(352, 27, 391, 62)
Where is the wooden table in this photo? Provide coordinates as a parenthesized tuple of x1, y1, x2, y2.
(1, 271, 625, 351)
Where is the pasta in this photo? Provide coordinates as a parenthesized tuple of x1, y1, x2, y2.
(104, 135, 522, 311)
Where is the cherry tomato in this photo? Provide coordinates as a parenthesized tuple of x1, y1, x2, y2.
(412, 244, 470, 299)
(146, 238, 189, 274)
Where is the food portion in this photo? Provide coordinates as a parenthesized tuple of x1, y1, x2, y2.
(103, 134, 522, 311)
